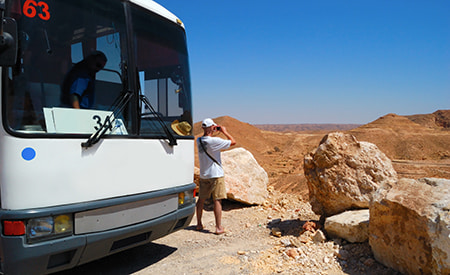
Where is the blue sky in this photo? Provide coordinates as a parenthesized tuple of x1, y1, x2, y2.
(156, 1, 449, 124)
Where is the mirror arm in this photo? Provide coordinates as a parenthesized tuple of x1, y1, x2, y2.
(0, 0, 17, 66)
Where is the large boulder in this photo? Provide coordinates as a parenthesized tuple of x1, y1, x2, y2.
(222, 147, 268, 205)
(370, 177, 450, 275)
(304, 132, 397, 217)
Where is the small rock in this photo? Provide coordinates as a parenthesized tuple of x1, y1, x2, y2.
(312, 229, 326, 243)
(272, 227, 282, 237)
(286, 248, 299, 258)
(302, 221, 318, 232)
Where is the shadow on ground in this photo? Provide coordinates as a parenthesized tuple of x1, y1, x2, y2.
(54, 242, 177, 275)
(202, 198, 254, 212)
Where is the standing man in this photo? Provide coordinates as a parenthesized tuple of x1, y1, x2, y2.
(196, 118, 236, 234)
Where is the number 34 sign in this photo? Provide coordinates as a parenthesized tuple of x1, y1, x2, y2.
(23, 0, 50, 21)
(43, 107, 128, 135)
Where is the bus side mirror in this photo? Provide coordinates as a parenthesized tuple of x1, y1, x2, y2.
(0, 17, 17, 66)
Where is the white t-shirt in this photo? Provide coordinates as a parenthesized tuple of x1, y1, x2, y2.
(197, 136, 231, 179)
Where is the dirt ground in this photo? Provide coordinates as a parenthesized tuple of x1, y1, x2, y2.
(57, 111, 448, 274)
(58, 190, 400, 275)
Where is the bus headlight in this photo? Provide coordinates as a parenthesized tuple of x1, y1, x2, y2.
(28, 217, 53, 238)
(54, 214, 73, 234)
(178, 190, 194, 208)
(27, 214, 73, 241)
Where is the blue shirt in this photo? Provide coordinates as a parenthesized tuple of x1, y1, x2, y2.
(70, 77, 94, 109)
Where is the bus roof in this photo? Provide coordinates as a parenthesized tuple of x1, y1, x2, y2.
(129, 0, 185, 28)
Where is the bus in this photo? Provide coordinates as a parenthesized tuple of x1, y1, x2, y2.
(0, 0, 196, 273)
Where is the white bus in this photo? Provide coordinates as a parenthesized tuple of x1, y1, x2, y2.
(0, 0, 195, 273)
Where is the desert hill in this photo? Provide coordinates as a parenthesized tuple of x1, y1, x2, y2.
(254, 124, 361, 132)
(349, 113, 450, 160)
(406, 109, 450, 129)
(355, 113, 434, 132)
(193, 110, 450, 196)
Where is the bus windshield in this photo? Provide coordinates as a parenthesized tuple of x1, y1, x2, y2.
(3, 0, 193, 138)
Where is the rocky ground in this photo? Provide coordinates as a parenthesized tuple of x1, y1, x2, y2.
(59, 189, 400, 275)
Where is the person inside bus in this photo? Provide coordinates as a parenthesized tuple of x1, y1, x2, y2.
(61, 51, 107, 109)
(196, 118, 236, 235)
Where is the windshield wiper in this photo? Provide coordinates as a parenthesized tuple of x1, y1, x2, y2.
(140, 95, 177, 146)
(81, 90, 133, 148)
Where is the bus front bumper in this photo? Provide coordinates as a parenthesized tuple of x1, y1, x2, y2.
(0, 204, 194, 275)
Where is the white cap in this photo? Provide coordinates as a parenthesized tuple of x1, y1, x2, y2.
(201, 118, 216, 128)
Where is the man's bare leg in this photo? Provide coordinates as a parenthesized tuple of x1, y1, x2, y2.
(195, 198, 205, 231)
(213, 199, 225, 234)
